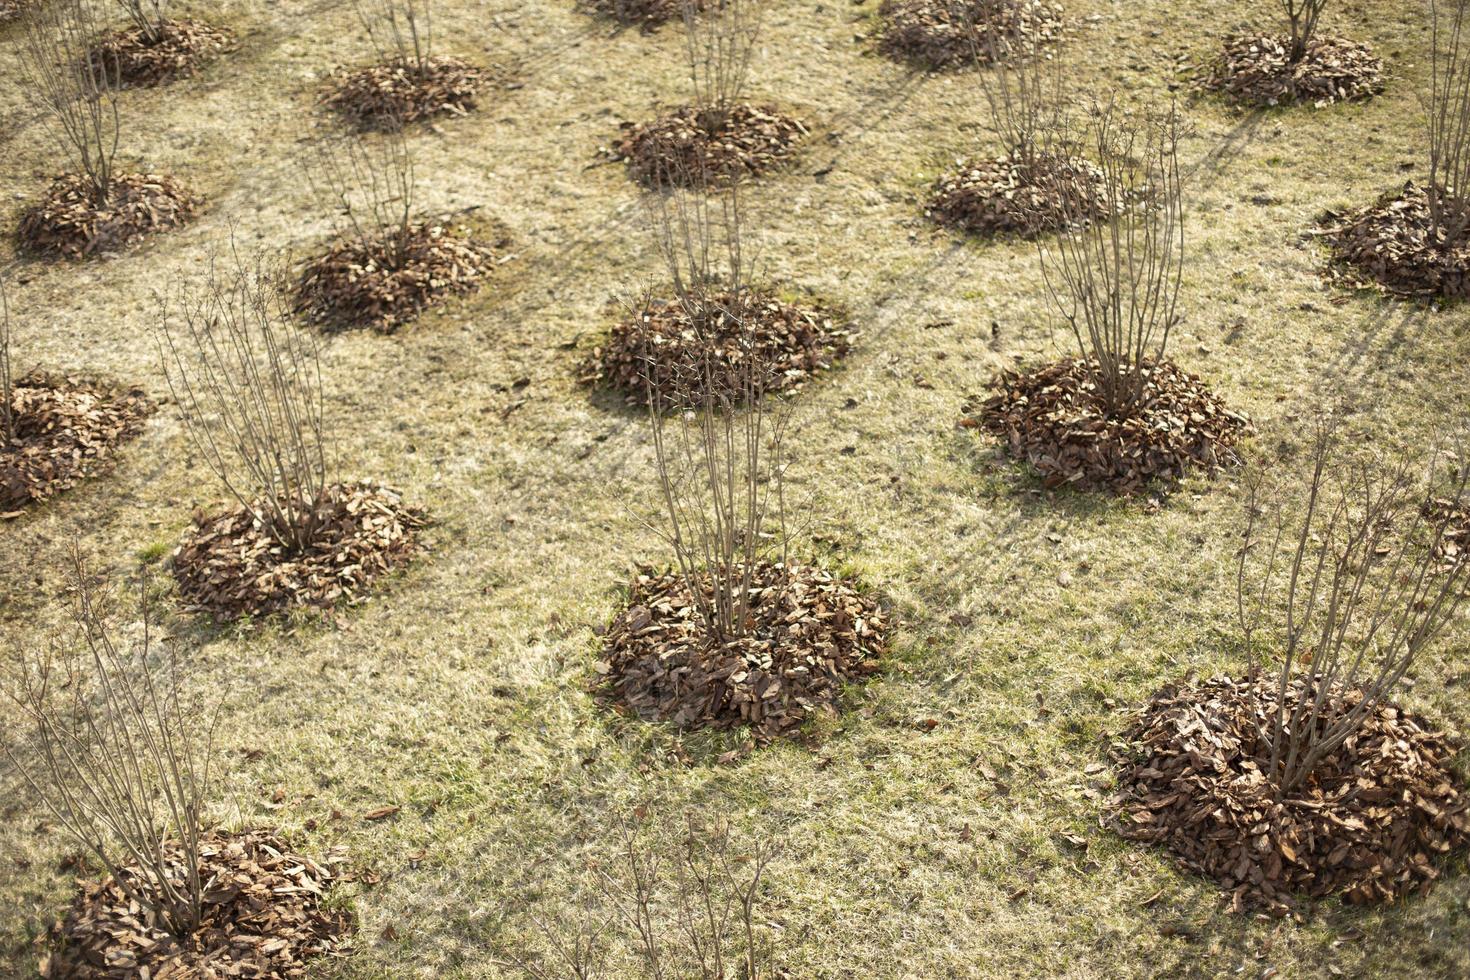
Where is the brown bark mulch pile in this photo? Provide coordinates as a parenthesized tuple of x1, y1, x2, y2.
(171, 482, 426, 620)
(2, 373, 154, 515)
(293, 222, 499, 333)
(1107, 675, 1470, 915)
(1203, 34, 1383, 108)
(88, 18, 237, 88)
(612, 103, 807, 188)
(324, 57, 490, 129)
(596, 562, 889, 743)
(582, 291, 856, 407)
(40, 829, 353, 978)
(928, 153, 1104, 238)
(19, 172, 201, 259)
(583, 0, 705, 29)
(877, 0, 1063, 71)
(962, 357, 1252, 495)
(1426, 496, 1470, 566)
(1317, 181, 1470, 302)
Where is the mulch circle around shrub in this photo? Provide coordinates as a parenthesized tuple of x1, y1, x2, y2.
(612, 103, 807, 188)
(18, 172, 201, 259)
(1203, 34, 1383, 108)
(324, 57, 490, 129)
(40, 829, 353, 978)
(293, 222, 501, 333)
(582, 291, 856, 407)
(88, 18, 237, 88)
(1107, 675, 1470, 916)
(962, 357, 1252, 495)
(2, 373, 154, 515)
(877, 0, 1063, 71)
(171, 482, 426, 620)
(928, 153, 1104, 238)
(1317, 181, 1470, 303)
(596, 562, 889, 743)
(583, 0, 705, 29)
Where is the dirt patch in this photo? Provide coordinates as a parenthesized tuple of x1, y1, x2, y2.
(171, 481, 427, 620)
(2, 373, 154, 515)
(582, 291, 856, 407)
(877, 0, 1063, 71)
(40, 829, 352, 978)
(293, 222, 500, 333)
(928, 153, 1104, 238)
(88, 18, 236, 88)
(963, 358, 1252, 495)
(582, 0, 705, 29)
(612, 103, 807, 188)
(18, 172, 201, 259)
(1107, 675, 1470, 915)
(1318, 181, 1470, 303)
(597, 562, 889, 743)
(1203, 34, 1383, 108)
(324, 57, 491, 129)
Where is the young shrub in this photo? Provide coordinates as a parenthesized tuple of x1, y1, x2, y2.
(1206, 0, 1381, 106)
(1429, 0, 1470, 249)
(1, 277, 13, 445)
(1040, 100, 1183, 416)
(160, 247, 330, 555)
(4, 547, 218, 939)
(354, 0, 433, 72)
(1281, 0, 1329, 63)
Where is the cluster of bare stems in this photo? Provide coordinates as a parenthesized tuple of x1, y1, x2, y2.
(641, 169, 791, 645)
(1281, 0, 1328, 63)
(680, 0, 760, 130)
(354, 0, 433, 72)
(1040, 100, 1185, 416)
(306, 118, 418, 264)
(968, 3, 1065, 166)
(19, 0, 123, 206)
(3, 547, 218, 938)
(515, 813, 776, 980)
(158, 243, 333, 554)
(115, 0, 168, 42)
(1237, 423, 1470, 796)
(1, 276, 13, 444)
(1428, 0, 1470, 246)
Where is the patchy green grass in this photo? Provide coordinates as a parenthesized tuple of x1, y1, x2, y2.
(1, 0, 1469, 977)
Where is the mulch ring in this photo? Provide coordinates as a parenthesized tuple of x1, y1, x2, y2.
(2, 373, 154, 515)
(324, 57, 491, 129)
(929, 153, 1105, 238)
(582, 291, 856, 407)
(583, 0, 705, 29)
(1107, 674, 1470, 916)
(1317, 181, 1470, 303)
(19, 172, 201, 259)
(1203, 34, 1383, 108)
(961, 357, 1252, 496)
(40, 828, 353, 978)
(293, 222, 501, 333)
(596, 562, 889, 744)
(877, 0, 1063, 71)
(88, 18, 237, 87)
(611, 103, 807, 188)
(171, 482, 427, 620)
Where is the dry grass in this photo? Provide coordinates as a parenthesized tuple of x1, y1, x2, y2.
(0, 0, 1467, 977)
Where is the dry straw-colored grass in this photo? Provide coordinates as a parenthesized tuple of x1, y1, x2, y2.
(0, 0, 1468, 977)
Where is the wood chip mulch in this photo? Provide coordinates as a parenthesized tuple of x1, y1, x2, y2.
(324, 57, 490, 129)
(581, 291, 856, 407)
(596, 562, 889, 743)
(2, 373, 154, 515)
(1203, 34, 1383, 108)
(1107, 675, 1470, 915)
(171, 482, 427, 620)
(1426, 496, 1470, 567)
(1317, 181, 1470, 303)
(87, 18, 237, 88)
(612, 103, 807, 188)
(962, 357, 1252, 495)
(928, 152, 1104, 238)
(877, 0, 1063, 71)
(582, 0, 705, 29)
(39, 829, 353, 979)
(18, 172, 201, 259)
(293, 222, 500, 333)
